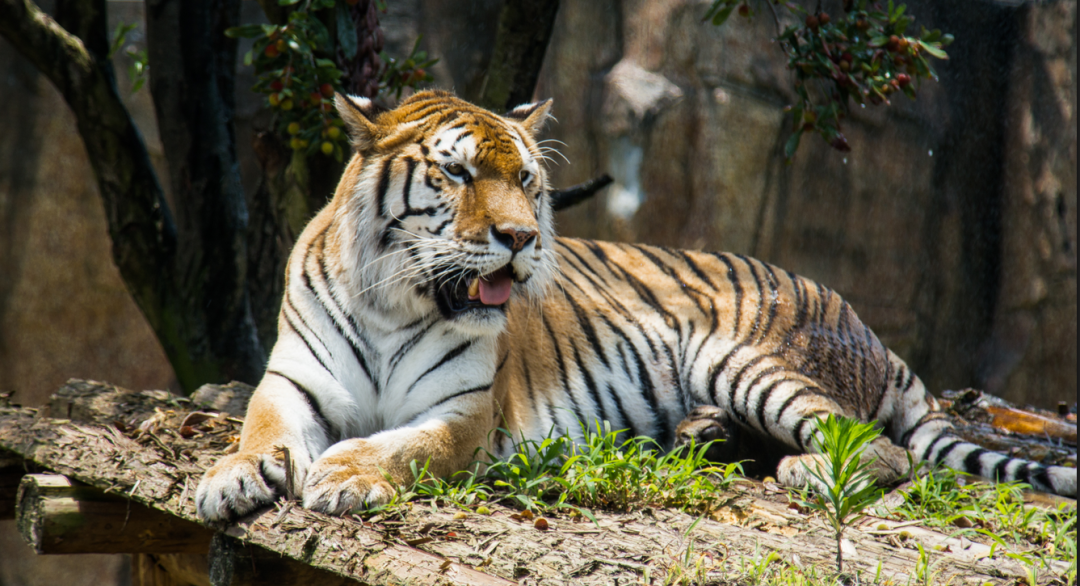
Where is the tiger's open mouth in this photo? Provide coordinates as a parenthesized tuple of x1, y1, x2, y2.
(435, 265, 515, 314)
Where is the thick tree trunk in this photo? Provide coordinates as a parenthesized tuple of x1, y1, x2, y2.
(474, 0, 560, 112)
(0, 0, 267, 392)
(146, 0, 265, 387)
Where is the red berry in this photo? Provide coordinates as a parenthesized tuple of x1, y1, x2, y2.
(264, 44, 279, 58)
(320, 83, 334, 98)
(738, 4, 750, 17)
(887, 35, 900, 52)
(309, 92, 322, 105)
(819, 12, 830, 25)
(841, 52, 853, 63)
(270, 80, 283, 92)
(319, 102, 333, 113)
(805, 15, 819, 30)
(896, 73, 911, 87)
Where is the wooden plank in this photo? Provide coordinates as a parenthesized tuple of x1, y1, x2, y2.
(16, 473, 214, 554)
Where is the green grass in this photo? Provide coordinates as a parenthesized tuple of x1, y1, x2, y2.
(377, 421, 743, 523)
(354, 419, 1075, 586)
(887, 465, 1077, 586)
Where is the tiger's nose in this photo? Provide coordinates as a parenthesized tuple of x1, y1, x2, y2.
(493, 226, 538, 252)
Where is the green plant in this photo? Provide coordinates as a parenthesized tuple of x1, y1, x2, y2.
(226, 0, 436, 161)
(705, 0, 953, 158)
(108, 22, 150, 94)
(795, 414, 885, 573)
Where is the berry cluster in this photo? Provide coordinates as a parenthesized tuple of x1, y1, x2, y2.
(227, 0, 435, 162)
(705, 0, 953, 157)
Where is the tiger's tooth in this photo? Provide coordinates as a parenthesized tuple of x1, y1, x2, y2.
(468, 277, 480, 298)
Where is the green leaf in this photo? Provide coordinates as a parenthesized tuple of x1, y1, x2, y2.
(224, 23, 264, 39)
(336, 0, 359, 59)
(278, 0, 302, 5)
(784, 130, 802, 159)
(243, 50, 253, 66)
(918, 41, 949, 60)
(711, 4, 736, 26)
(109, 22, 137, 59)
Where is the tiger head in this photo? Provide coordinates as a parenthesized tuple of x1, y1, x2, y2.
(332, 90, 557, 335)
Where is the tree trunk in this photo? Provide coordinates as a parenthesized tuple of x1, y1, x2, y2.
(474, 0, 560, 111)
(146, 0, 266, 388)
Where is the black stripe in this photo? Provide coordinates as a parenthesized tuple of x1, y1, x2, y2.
(712, 253, 743, 335)
(902, 411, 947, 449)
(563, 292, 610, 368)
(410, 340, 473, 391)
(543, 314, 585, 423)
(375, 155, 396, 218)
(522, 361, 538, 418)
(305, 231, 376, 388)
(754, 379, 788, 431)
(419, 384, 492, 417)
(774, 386, 821, 434)
(572, 343, 609, 427)
(739, 364, 786, 425)
(633, 244, 708, 315)
(401, 157, 418, 213)
(754, 262, 782, 344)
(607, 382, 636, 438)
(267, 370, 335, 439)
(963, 448, 989, 476)
(388, 319, 438, 372)
(991, 457, 1011, 483)
(453, 130, 474, 145)
(282, 297, 332, 374)
(931, 437, 963, 464)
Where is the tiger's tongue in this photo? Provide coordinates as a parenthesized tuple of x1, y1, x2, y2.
(472, 268, 513, 306)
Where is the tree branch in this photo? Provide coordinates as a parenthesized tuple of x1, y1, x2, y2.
(475, 0, 560, 111)
(0, 0, 186, 372)
(550, 174, 612, 212)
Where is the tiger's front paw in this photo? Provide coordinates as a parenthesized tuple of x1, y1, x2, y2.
(302, 442, 397, 515)
(195, 452, 289, 522)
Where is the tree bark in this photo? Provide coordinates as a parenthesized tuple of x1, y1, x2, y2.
(0, 0, 195, 381)
(146, 0, 266, 387)
(474, 0, 560, 112)
(0, 0, 268, 392)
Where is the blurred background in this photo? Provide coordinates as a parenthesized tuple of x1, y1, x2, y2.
(0, 0, 1074, 583)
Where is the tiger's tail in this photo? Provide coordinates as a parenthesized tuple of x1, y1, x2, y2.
(888, 352, 1076, 497)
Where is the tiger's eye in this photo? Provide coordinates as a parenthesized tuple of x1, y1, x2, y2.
(520, 170, 531, 185)
(444, 163, 466, 177)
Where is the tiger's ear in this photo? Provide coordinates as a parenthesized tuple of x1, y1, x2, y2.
(335, 93, 386, 152)
(505, 99, 553, 137)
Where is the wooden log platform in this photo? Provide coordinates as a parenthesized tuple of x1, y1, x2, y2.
(0, 380, 1074, 585)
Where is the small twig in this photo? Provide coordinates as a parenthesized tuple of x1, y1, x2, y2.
(272, 500, 295, 527)
(549, 174, 613, 212)
(595, 557, 648, 573)
(474, 529, 508, 553)
(275, 445, 295, 500)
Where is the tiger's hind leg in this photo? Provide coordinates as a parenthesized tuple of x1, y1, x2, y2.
(698, 358, 913, 490)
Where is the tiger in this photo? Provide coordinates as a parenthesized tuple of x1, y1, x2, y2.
(195, 90, 1075, 521)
